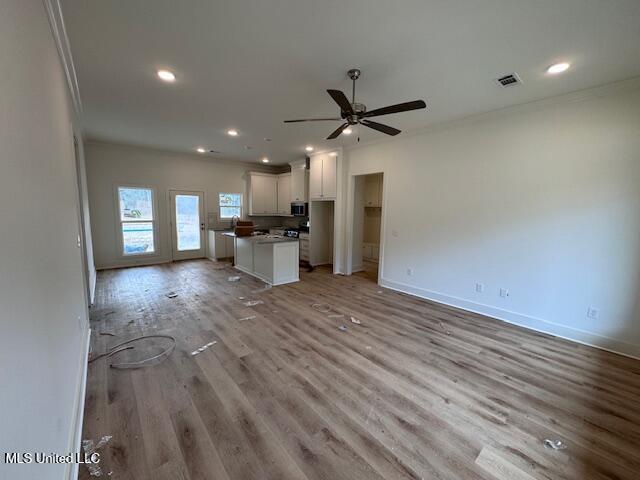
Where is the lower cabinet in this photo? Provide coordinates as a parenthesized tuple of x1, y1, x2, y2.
(299, 233, 310, 262)
(208, 231, 235, 260)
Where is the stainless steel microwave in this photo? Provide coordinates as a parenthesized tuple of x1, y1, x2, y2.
(291, 203, 307, 216)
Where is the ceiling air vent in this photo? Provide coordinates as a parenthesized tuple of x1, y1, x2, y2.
(494, 73, 522, 88)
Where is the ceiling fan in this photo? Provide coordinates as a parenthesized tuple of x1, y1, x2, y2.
(284, 68, 426, 139)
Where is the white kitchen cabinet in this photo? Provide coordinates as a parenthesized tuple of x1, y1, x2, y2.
(309, 153, 337, 200)
(235, 236, 299, 286)
(214, 232, 227, 258)
(309, 156, 323, 199)
(249, 172, 278, 215)
(207, 230, 217, 259)
(277, 173, 291, 215)
(290, 160, 308, 203)
(299, 232, 310, 262)
(322, 154, 337, 198)
(208, 231, 235, 259)
(364, 174, 382, 207)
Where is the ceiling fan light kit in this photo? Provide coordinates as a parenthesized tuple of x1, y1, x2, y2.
(284, 68, 426, 140)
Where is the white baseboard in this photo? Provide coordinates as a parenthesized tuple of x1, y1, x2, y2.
(66, 328, 91, 480)
(381, 277, 640, 360)
(89, 271, 96, 305)
(97, 258, 172, 270)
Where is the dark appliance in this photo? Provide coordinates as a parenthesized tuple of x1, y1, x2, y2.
(291, 203, 308, 217)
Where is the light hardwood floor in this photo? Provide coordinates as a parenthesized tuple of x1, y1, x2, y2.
(81, 259, 640, 479)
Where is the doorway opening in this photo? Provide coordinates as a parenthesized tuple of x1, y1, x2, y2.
(351, 173, 383, 283)
(170, 190, 205, 261)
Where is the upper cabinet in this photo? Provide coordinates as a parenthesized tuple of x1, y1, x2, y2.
(309, 153, 337, 200)
(248, 171, 294, 216)
(364, 173, 382, 207)
(276, 173, 291, 215)
(248, 172, 278, 215)
(290, 160, 308, 203)
(309, 156, 323, 199)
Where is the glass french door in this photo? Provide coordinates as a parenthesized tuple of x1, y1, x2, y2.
(170, 190, 205, 260)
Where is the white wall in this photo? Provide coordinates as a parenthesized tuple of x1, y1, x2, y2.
(75, 138, 97, 303)
(0, 1, 91, 479)
(85, 141, 276, 269)
(346, 80, 640, 358)
(363, 207, 382, 244)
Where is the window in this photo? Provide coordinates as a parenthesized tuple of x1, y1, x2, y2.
(117, 186, 155, 255)
(219, 193, 242, 219)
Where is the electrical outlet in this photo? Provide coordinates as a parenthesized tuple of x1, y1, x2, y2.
(499, 288, 509, 298)
(475, 283, 484, 293)
(587, 307, 599, 320)
(392, 229, 399, 237)
(406, 268, 414, 276)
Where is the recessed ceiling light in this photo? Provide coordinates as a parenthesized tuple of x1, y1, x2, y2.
(305, 146, 314, 152)
(343, 128, 353, 135)
(330, 152, 338, 157)
(547, 62, 570, 74)
(261, 157, 269, 163)
(157, 69, 176, 82)
(227, 129, 239, 136)
(196, 147, 206, 153)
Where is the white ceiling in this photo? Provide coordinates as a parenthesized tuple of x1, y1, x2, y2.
(62, 0, 640, 165)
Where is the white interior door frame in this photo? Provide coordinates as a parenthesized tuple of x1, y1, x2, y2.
(169, 189, 206, 261)
(345, 170, 386, 284)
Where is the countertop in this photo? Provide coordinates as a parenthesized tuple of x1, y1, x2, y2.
(222, 232, 299, 244)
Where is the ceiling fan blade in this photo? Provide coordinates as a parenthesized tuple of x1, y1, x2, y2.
(284, 118, 342, 123)
(361, 119, 401, 136)
(361, 100, 426, 118)
(327, 122, 349, 140)
(327, 89, 354, 115)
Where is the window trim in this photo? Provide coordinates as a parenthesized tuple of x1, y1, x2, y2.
(114, 184, 159, 258)
(218, 192, 243, 220)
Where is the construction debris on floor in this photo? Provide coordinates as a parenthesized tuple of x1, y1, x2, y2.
(544, 439, 567, 450)
(311, 303, 332, 313)
(89, 334, 176, 369)
(191, 340, 217, 356)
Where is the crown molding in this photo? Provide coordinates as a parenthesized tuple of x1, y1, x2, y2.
(43, 0, 82, 114)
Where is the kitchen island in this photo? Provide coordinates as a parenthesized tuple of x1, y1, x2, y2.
(223, 232, 299, 285)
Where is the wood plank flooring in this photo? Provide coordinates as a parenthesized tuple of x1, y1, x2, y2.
(81, 259, 640, 479)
